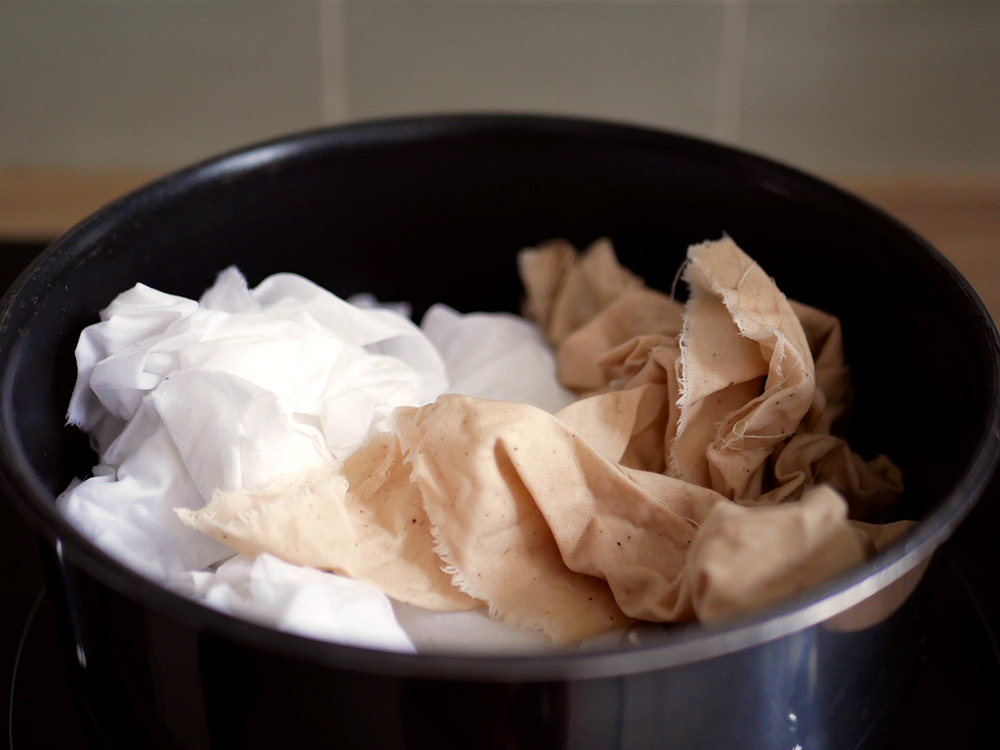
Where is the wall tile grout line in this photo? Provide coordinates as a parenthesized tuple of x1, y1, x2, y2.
(319, 0, 351, 125)
(714, 0, 748, 145)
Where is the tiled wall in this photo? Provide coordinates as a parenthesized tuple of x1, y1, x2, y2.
(1, 0, 998, 177)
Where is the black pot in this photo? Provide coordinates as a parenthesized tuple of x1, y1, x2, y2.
(1, 115, 997, 750)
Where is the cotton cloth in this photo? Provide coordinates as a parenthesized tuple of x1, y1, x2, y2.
(59, 266, 573, 652)
(181, 238, 911, 645)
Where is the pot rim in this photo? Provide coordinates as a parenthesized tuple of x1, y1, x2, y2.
(2, 113, 998, 682)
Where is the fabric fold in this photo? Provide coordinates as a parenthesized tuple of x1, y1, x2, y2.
(62, 265, 577, 651)
(70, 236, 912, 649)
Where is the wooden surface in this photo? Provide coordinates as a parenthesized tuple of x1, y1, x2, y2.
(841, 177, 1000, 322)
(0, 167, 162, 242)
(2, 167, 998, 319)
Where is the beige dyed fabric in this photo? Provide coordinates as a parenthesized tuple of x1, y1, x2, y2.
(520, 236, 902, 517)
(180, 236, 910, 644)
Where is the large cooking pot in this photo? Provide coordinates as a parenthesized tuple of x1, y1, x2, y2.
(1, 115, 997, 749)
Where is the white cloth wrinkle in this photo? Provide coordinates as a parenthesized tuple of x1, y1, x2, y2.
(421, 303, 576, 413)
(60, 265, 578, 652)
(188, 553, 416, 653)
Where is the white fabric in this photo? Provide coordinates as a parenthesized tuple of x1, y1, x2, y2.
(59, 266, 579, 652)
(421, 303, 575, 413)
(185, 553, 416, 652)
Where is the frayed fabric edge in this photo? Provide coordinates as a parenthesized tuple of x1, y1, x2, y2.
(409, 454, 568, 644)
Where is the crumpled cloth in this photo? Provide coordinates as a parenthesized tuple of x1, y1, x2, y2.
(181, 237, 911, 645)
(59, 266, 573, 652)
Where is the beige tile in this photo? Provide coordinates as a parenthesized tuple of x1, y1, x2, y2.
(0, 0, 325, 170)
(740, 0, 1000, 176)
(319, 0, 351, 124)
(342, 0, 726, 137)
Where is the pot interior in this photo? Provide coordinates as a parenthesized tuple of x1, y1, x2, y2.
(1, 116, 997, 648)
